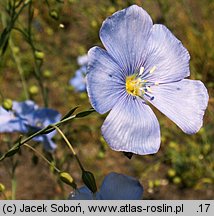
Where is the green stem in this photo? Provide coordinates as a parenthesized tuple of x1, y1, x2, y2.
(0, 109, 94, 162)
(9, 38, 29, 99)
(23, 143, 60, 173)
(27, 2, 48, 107)
(11, 177, 16, 200)
(1, 191, 8, 200)
(52, 125, 85, 171)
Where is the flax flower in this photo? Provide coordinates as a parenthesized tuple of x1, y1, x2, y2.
(86, 5, 209, 155)
(0, 100, 61, 151)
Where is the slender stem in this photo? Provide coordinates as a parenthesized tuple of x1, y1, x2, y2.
(10, 38, 29, 99)
(14, 115, 76, 147)
(26, 2, 48, 107)
(53, 125, 76, 155)
(52, 125, 85, 171)
(11, 177, 16, 200)
(23, 143, 60, 173)
(0, 113, 79, 162)
(1, 191, 8, 200)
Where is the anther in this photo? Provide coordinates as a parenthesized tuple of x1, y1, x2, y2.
(139, 67, 144, 76)
(150, 66, 157, 74)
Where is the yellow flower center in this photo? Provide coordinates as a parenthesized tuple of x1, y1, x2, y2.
(125, 66, 158, 99)
(126, 75, 141, 96)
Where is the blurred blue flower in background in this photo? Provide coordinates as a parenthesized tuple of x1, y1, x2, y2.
(0, 100, 61, 151)
(69, 172, 143, 200)
(0, 100, 37, 133)
(26, 108, 61, 151)
(86, 5, 209, 155)
(69, 54, 88, 92)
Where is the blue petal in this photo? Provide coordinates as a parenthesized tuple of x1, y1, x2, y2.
(100, 5, 153, 75)
(87, 46, 126, 114)
(143, 24, 190, 83)
(101, 95, 160, 155)
(69, 67, 87, 92)
(99, 172, 143, 200)
(27, 108, 61, 151)
(148, 80, 209, 134)
(13, 100, 38, 118)
(27, 108, 61, 127)
(68, 186, 94, 200)
(77, 54, 88, 66)
(0, 107, 28, 133)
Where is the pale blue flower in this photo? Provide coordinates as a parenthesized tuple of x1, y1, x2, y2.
(0, 100, 37, 133)
(0, 100, 61, 151)
(26, 108, 61, 151)
(69, 172, 143, 200)
(86, 5, 209, 155)
(69, 54, 88, 92)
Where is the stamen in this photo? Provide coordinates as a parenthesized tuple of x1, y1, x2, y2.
(149, 66, 157, 74)
(145, 92, 154, 101)
(139, 67, 144, 76)
(155, 82, 159, 86)
(146, 86, 152, 93)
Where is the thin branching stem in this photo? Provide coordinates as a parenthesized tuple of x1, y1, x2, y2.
(52, 125, 85, 171)
(23, 143, 60, 173)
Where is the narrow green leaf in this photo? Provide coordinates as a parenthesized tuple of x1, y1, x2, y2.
(5, 147, 20, 158)
(75, 108, 95, 118)
(1, 38, 9, 55)
(61, 106, 79, 120)
(0, 28, 9, 48)
(4, 136, 22, 158)
(40, 125, 54, 135)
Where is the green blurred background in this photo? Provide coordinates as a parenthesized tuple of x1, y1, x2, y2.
(0, 0, 213, 199)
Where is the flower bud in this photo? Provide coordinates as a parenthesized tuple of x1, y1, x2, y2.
(167, 168, 176, 178)
(12, 46, 20, 54)
(2, 98, 13, 111)
(173, 177, 181, 185)
(82, 170, 97, 193)
(43, 70, 52, 78)
(154, 179, 161, 187)
(29, 85, 39, 96)
(35, 50, 44, 60)
(148, 180, 154, 189)
(59, 172, 77, 189)
(0, 183, 5, 192)
(50, 10, 59, 20)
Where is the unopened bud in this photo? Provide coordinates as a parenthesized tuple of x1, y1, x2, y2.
(82, 170, 97, 193)
(154, 179, 161, 187)
(91, 20, 97, 28)
(43, 70, 52, 78)
(173, 177, 181, 185)
(59, 172, 76, 189)
(35, 50, 45, 60)
(2, 99, 13, 111)
(50, 10, 59, 20)
(29, 85, 39, 96)
(148, 180, 154, 189)
(167, 168, 176, 178)
(12, 46, 20, 54)
(0, 183, 5, 192)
